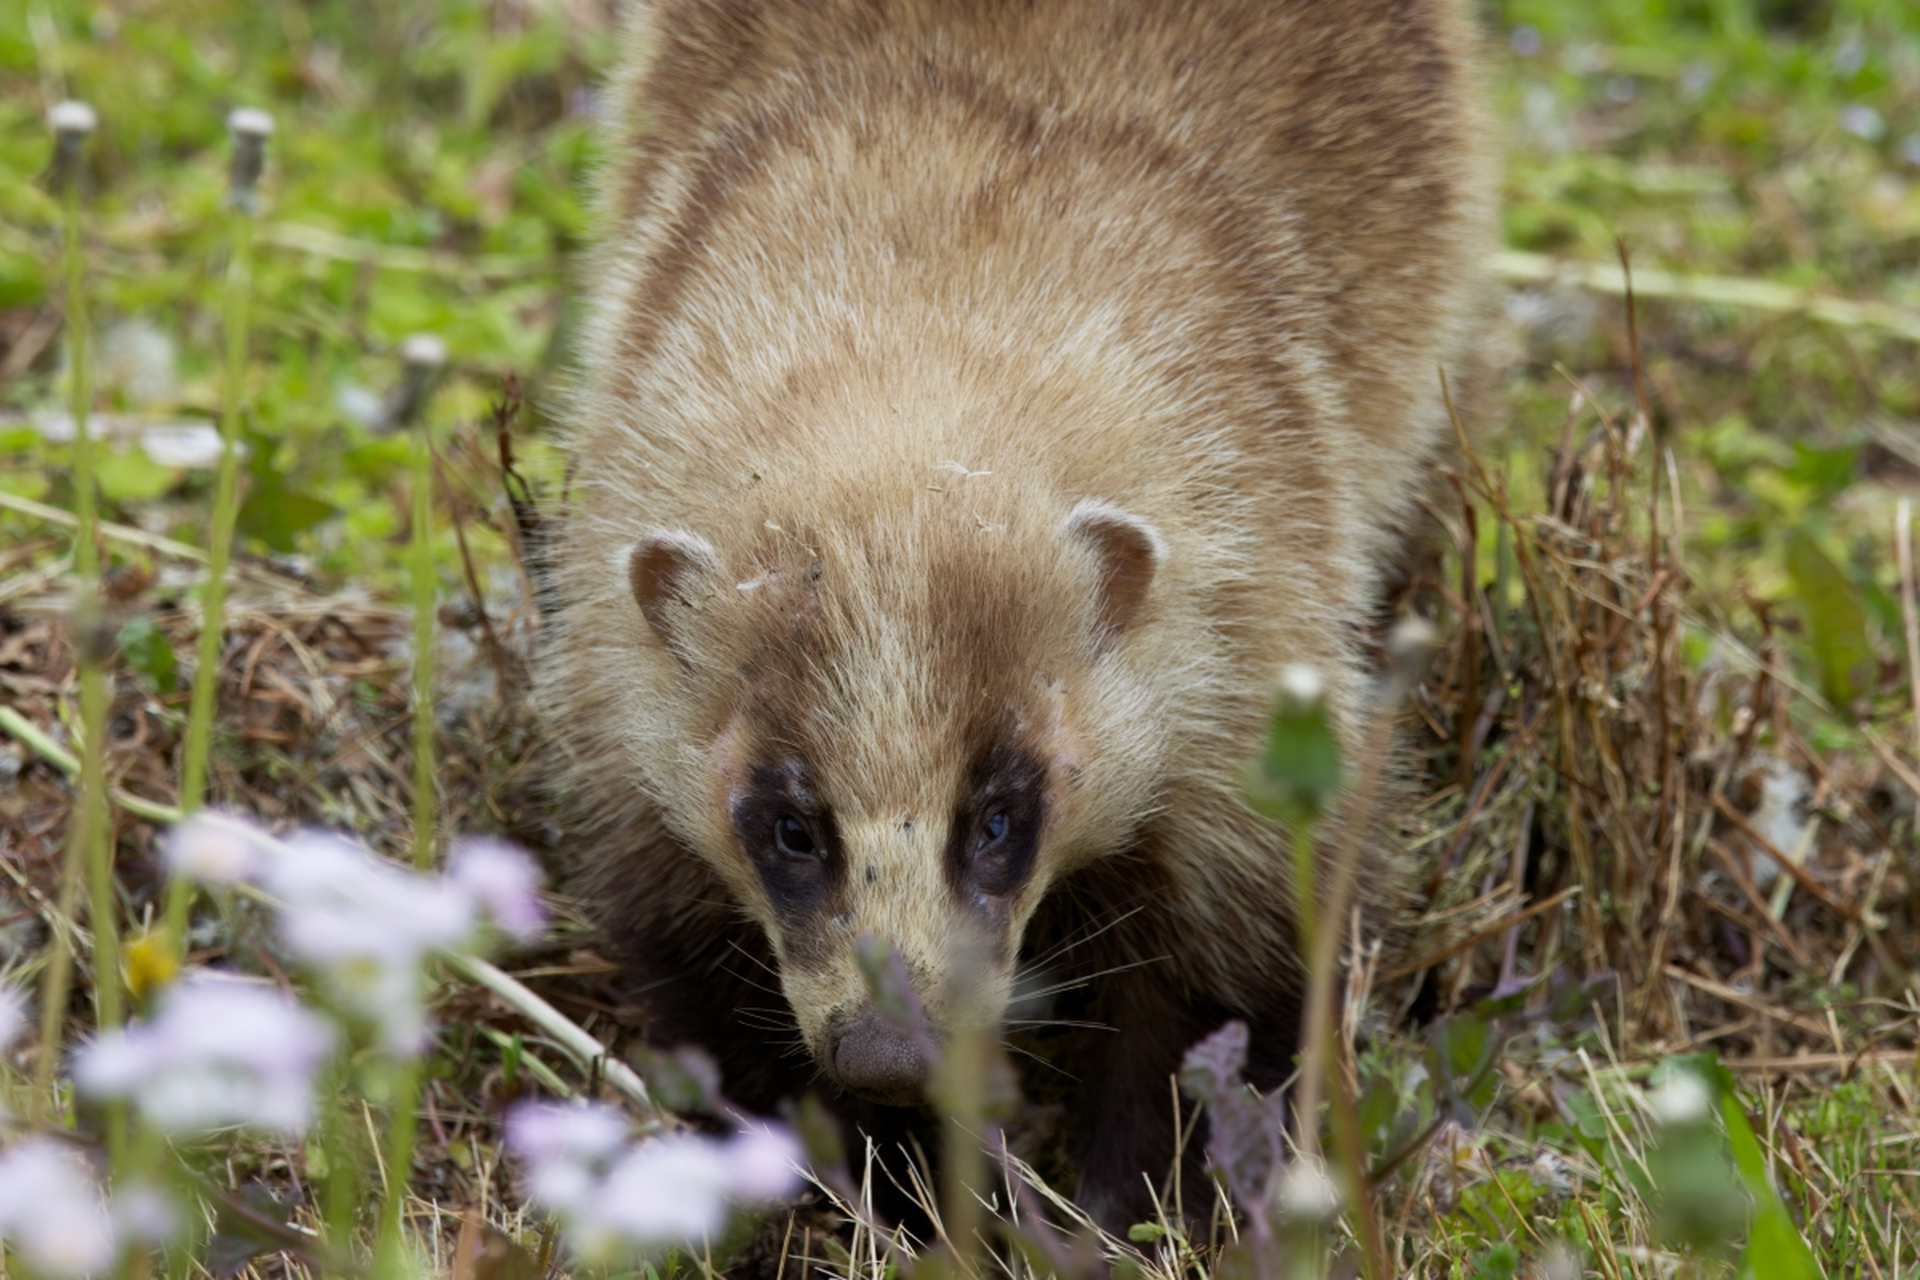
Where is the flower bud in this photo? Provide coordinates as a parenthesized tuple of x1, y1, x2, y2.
(47, 101, 97, 193)
(1386, 614, 1440, 697)
(1648, 1069, 1712, 1128)
(380, 332, 449, 433)
(1247, 663, 1343, 822)
(1274, 1157, 1340, 1224)
(225, 107, 274, 212)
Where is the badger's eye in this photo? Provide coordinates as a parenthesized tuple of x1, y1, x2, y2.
(981, 810, 1009, 846)
(773, 814, 818, 859)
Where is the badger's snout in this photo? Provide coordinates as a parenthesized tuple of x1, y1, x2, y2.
(827, 1007, 931, 1107)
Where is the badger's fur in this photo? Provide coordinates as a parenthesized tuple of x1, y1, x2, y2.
(540, 0, 1494, 1227)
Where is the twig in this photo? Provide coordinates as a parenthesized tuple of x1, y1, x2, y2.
(432, 443, 510, 681)
(1711, 793, 1861, 922)
(0, 487, 208, 563)
(0, 489, 314, 595)
(1496, 249, 1920, 346)
(259, 222, 563, 281)
(440, 953, 659, 1119)
(0, 707, 178, 824)
(1898, 500, 1920, 766)
(1379, 886, 1579, 981)
(1702, 839, 1814, 968)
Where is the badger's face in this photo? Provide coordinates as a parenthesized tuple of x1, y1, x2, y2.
(623, 495, 1171, 1106)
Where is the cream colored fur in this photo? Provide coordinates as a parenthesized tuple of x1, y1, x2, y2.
(540, 0, 1496, 1084)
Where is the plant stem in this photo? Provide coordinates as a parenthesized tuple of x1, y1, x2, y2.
(169, 198, 255, 952)
(320, 1066, 362, 1279)
(63, 192, 97, 585)
(38, 142, 126, 1133)
(374, 1058, 423, 1280)
(1288, 819, 1322, 1162)
(410, 418, 436, 869)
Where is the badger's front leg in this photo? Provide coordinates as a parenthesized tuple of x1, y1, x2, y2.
(1068, 928, 1305, 1234)
(1069, 966, 1222, 1233)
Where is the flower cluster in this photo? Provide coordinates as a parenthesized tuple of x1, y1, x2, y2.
(506, 1102, 802, 1263)
(0, 1139, 117, 1277)
(165, 814, 545, 1055)
(0, 1139, 175, 1279)
(73, 974, 333, 1135)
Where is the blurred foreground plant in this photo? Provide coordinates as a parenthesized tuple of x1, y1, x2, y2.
(172, 107, 274, 959)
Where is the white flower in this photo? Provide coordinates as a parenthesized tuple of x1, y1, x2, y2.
(595, 1136, 735, 1243)
(1277, 664, 1324, 707)
(164, 812, 269, 885)
(0, 1138, 117, 1277)
(448, 839, 546, 944)
(265, 833, 474, 1056)
(507, 1103, 803, 1262)
(1648, 1070, 1713, 1128)
(722, 1124, 803, 1201)
(227, 107, 275, 140)
(0, 983, 26, 1050)
(1274, 1157, 1339, 1224)
(507, 1101, 630, 1167)
(47, 101, 98, 137)
(1840, 103, 1886, 142)
(268, 833, 474, 963)
(73, 974, 333, 1135)
(110, 1184, 178, 1245)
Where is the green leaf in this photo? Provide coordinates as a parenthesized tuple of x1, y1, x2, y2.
(1721, 1092, 1821, 1280)
(117, 615, 176, 694)
(1782, 442, 1859, 500)
(1782, 528, 1874, 711)
(95, 446, 179, 503)
(1244, 676, 1344, 823)
(1470, 1242, 1521, 1280)
(1126, 1222, 1167, 1244)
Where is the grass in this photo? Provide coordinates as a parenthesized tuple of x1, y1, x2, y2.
(3, 0, 1920, 1276)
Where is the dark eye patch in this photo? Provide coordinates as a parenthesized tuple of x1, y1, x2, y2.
(946, 743, 1046, 903)
(730, 762, 843, 919)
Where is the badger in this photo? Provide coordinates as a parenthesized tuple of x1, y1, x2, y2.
(539, 0, 1494, 1228)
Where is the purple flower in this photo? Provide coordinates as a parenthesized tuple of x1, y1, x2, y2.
(722, 1124, 804, 1201)
(160, 814, 548, 1057)
(0, 1138, 117, 1277)
(506, 1101, 630, 1168)
(595, 1136, 735, 1244)
(164, 812, 269, 886)
(448, 838, 546, 944)
(265, 833, 473, 1055)
(506, 1103, 803, 1262)
(73, 974, 333, 1135)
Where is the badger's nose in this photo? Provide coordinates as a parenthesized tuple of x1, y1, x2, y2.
(829, 1010, 930, 1107)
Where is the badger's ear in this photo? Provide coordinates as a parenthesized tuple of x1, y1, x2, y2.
(1064, 499, 1166, 645)
(628, 530, 718, 652)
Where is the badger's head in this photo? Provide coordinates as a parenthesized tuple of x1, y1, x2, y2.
(621, 488, 1180, 1106)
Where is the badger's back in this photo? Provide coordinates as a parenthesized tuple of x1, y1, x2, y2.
(558, 0, 1491, 741)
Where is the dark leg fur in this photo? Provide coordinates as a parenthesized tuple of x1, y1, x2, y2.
(1065, 963, 1302, 1234)
(1029, 854, 1306, 1235)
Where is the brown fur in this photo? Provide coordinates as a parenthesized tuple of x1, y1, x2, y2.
(540, 0, 1495, 1229)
